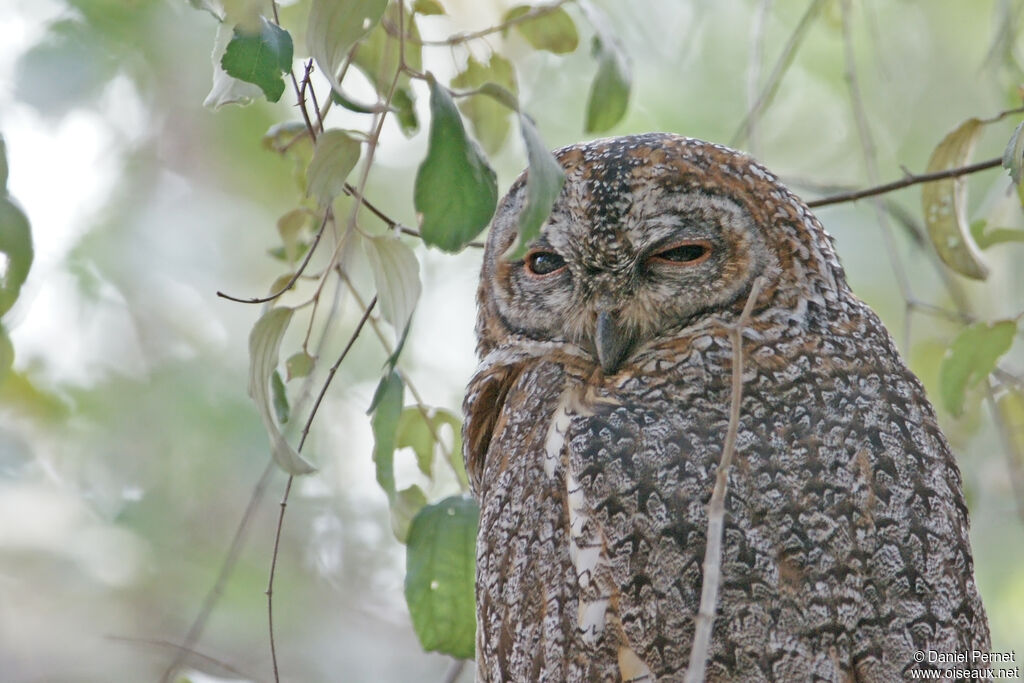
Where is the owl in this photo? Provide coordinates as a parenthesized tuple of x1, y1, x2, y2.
(462, 133, 990, 681)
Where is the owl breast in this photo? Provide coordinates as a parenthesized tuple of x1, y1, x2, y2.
(467, 299, 988, 682)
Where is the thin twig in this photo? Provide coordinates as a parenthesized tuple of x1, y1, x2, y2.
(806, 157, 1004, 208)
(745, 0, 774, 156)
(159, 460, 276, 683)
(341, 182, 485, 248)
(298, 297, 378, 451)
(113, 635, 262, 681)
(265, 296, 378, 682)
(838, 0, 914, 350)
(266, 474, 293, 683)
(443, 659, 467, 683)
(730, 0, 825, 147)
(396, 0, 574, 46)
(217, 206, 331, 304)
(684, 276, 765, 683)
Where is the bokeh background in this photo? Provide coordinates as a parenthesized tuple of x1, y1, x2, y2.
(1, 0, 1023, 681)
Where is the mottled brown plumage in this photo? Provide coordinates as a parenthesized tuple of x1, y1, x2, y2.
(463, 133, 989, 681)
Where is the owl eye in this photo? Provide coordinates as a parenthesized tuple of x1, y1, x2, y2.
(525, 250, 567, 276)
(650, 240, 712, 265)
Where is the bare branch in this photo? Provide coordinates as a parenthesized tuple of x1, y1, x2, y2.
(394, 0, 574, 47)
(158, 461, 276, 683)
(216, 209, 331, 304)
(266, 475, 293, 683)
(684, 276, 766, 683)
(806, 157, 1004, 208)
(114, 635, 262, 682)
(730, 0, 825, 147)
(838, 0, 914, 349)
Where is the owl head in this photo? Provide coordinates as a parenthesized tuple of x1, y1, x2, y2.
(476, 133, 847, 373)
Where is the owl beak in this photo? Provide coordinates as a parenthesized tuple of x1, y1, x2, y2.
(595, 310, 632, 375)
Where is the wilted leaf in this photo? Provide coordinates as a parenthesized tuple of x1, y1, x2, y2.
(415, 74, 498, 252)
(585, 34, 631, 133)
(364, 235, 421, 333)
(413, 0, 445, 15)
(221, 17, 293, 103)
(285, 350, 314, 380)
(308, 0, 388, 91)
(506, 114, 565, 259)
(0, 197, 33, 318)
(370, 370, 404, 498)
(391, 485, 428, 543)
(405, 496, 478, 659)
(938, 319, 1017, 416)
(504, 5, 579, 54)
(248, 307, 317, 474)
(922, 118, 989, 280)
(307, 129, 361, 206)
(451, 55, 518, 155)
(275, 209, 308, 263)
(1003, 120, 1024, 186)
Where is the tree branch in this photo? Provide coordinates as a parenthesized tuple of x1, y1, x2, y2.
(397, 0, 574, 46)
(806, 157, 1004, 208)
(684, 276, 765, 683)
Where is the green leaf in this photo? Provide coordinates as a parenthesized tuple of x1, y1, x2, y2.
(415, 74, 498, 253)
(922, 118, 989, 280)
(970, 219, 1024, 249)
(1003, 120, 1024, 186)
(392, 87, 419, 137)
(344, 2, 417, 90)
(247, 307, 317, 474)
(396, 407, 436, 477)
(271, 369, 290, 424)
(504, 5, 579, 54)
(308, 0, 388, 91)
(938, 319, 1017, 416)
(276, 209, 310, 264)
(0, 135, 8, 190)
(307, 129, 361, 207)
(413, 0, 445, 15)
(370, 370, 404, 498)
(220, 17, 293, 103)
(432, 408, 468, 491)
(584, 34, 631, 133)
(451, 54, 518, 155)
(391, 485, 428, 543)
(0, 324, 13, 387)
(0, 197, 34, 318)
(205, 22, 264, 108)
(285, 351, 314, 380)
(405, 496, 478, 660)
(506, 114, 565, 259)
(363, 235, 421, 333)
